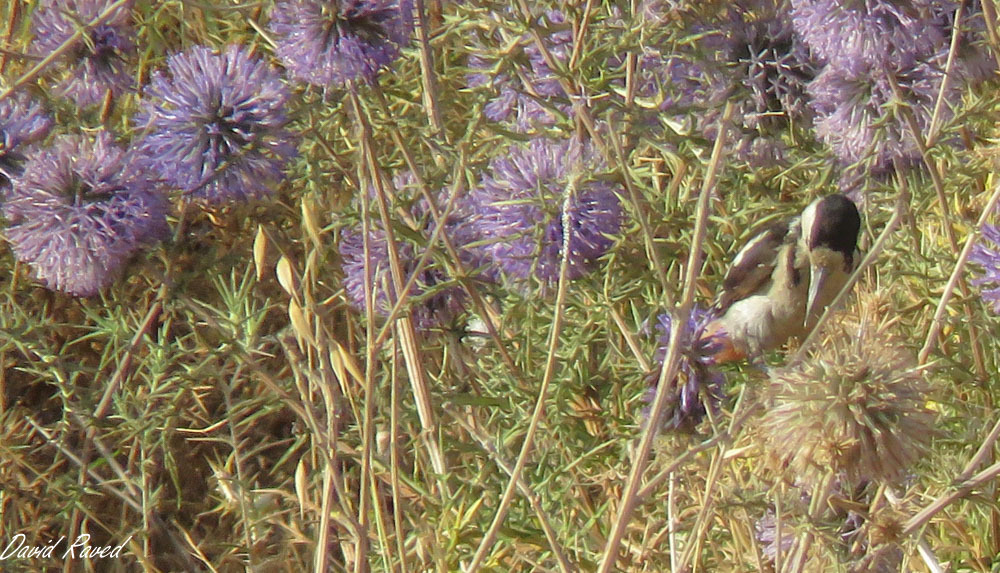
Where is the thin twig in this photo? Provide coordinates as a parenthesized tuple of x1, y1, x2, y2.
(446, 410, 573, 573)
(597, 102, 734, 573)
(904, 459, 1000, 535)
(925, 0, 965, 148)
(413, 0, 445, 136)
(464, 139, 584, 572)
(349, 89, 450, 492)
(919, 178, 1000, 364)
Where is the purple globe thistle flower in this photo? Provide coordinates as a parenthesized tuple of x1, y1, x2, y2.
(808, 59, 946, 172)
(339, 174, 473, 330)
(615, 1, 813, 167)
(3, 131, 168, 296)
(970, 223, 1000, 313)
(466, 10, 574, 130)
(0, 93, 52, 190)
(725, 2, 817, 130)
(643, 306, 725, 432)
(31, 0, 136, 107)
(789, 0, 952, 70)
(133, 45, 296, 204)
(469, 138, 623, 284)
(269, 0, 413, 87)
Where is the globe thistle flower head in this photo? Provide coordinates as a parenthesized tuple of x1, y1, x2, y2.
(3, 131, 168, 296)
(969, 223, 1000, 312)
(0, 93, 52, 189)
(789, 0, 951, 70)
(470, 137, 623, 285)
(270, 0, 413, 87)
(466, 10, 573, 131)
(643, 306, 726, 432)
(808, 59, 945, 172)
(726, 3, 816, 130)
(761, 304, 934, 486)
(133, 45, 296, 204)
(32, 0, 136, 107)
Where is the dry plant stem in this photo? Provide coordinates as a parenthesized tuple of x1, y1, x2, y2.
(904, 459, 1000, 535)
(464, 163, 581, 573)
(668, 472, 678, 571)
(610, 306, 651, 372)
(0, 3, 18, 75)
(390, 351, 409, 573)
(790, 188, 908, 365)
(356, 155, 378, 573)
(0, 0, 132, 103)
(596, 102, 735, 573)
(569, 0, 595, 69)
(678, 444, 729, 570)
(676, 384, 750, 570)
(413, 0, 444, 136)
(785, 472, 836, 573)
(281, 337, 357, 572)
(958, 415, 1000, 482)
(984, 1, 1000, 54)
(918, 177, 1000, 364)
(609, 122, 674, 305)
(63, 285, 167, 573)
(925, 0, 964, 148)
(884, 489, 944, 573)
(515, 0, 607, 154)
(364, 87, 527, 390)
(890, 74, 988, 378)
(349, 90, 449, 492)
(446, 410, 573, 573)
(25, 416, 199, 571)
(220, 367, 260, 569)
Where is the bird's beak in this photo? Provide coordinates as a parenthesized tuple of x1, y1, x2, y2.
(806, 264, 830, 326)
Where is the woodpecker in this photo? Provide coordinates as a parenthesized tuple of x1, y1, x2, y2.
(701, 194, 862, 363)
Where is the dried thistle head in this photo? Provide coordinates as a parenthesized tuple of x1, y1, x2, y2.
(761, 293, 934, 486)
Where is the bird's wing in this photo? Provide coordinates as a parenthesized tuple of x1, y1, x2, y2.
(713, 220, 792, 312)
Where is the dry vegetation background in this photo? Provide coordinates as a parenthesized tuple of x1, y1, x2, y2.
(3, 0, 1000, 572)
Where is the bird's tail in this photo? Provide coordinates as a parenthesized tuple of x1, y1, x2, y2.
(697, 320, 746, 364)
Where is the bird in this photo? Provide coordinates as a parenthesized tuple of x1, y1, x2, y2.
(700, 194, 862, 363)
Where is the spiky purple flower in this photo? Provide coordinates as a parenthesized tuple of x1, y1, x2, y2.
(615, 1, 813, 167)
(970, 224, 1000, 313)
(796, 1, 988, 178)
(470, 138, 622, 284)
(339, 174, 474, 330)
(133, 45, 296, 204)
(726, 2, 816, 130)
(789, 0, 951, 70)
(808, 59, 945, 171)
(31, 0, 135, 107)
(3, 131, 168, 296)
(644, 306, 725, 432)
(0, 93, 52, 189)
(269, 0, 413, 87)
(467, 10, 573, 130)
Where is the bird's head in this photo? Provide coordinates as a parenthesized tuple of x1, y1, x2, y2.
(799, 195, 861, 323)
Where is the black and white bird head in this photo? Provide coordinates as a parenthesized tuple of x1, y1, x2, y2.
(798, 194, 862, 323)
